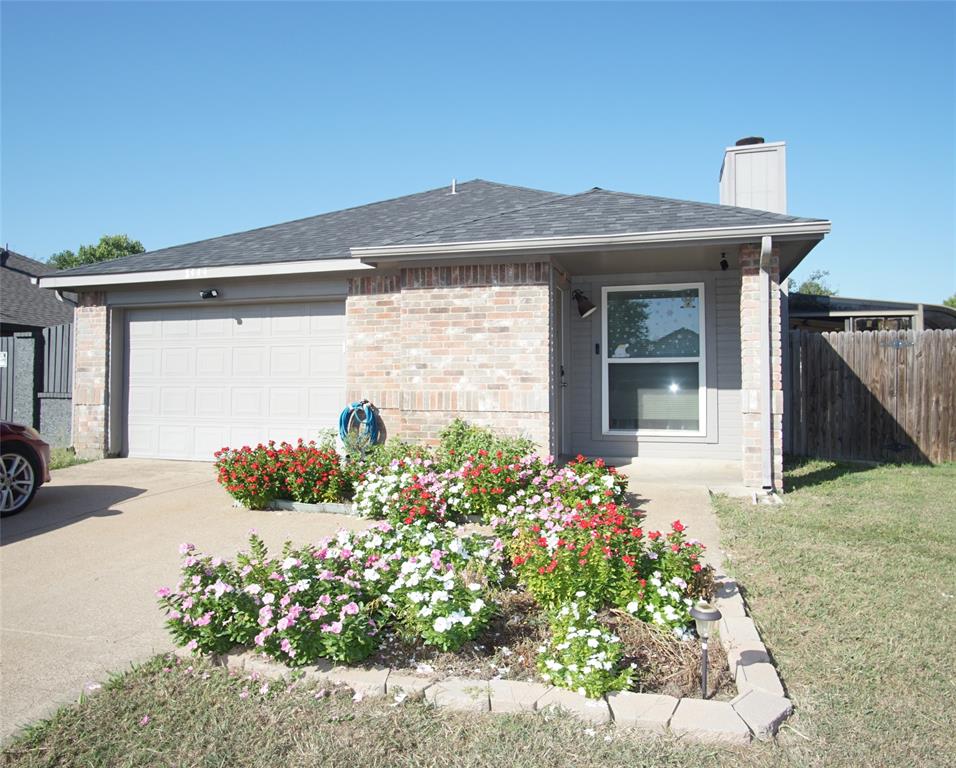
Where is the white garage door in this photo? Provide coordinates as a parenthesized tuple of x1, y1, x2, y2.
(125, 301, 345, 461)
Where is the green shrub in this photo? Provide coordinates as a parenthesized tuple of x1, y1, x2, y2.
(437, 418, 535, 466)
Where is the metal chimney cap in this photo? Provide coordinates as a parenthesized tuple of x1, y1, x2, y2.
(735, 136, 765, 146)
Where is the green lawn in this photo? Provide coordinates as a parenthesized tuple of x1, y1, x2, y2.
(3, 460, 953, 768)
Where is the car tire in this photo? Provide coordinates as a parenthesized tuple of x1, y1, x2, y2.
(0, 444, 40, 517)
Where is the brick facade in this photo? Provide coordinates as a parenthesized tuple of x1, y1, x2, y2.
(739, 243, 783, 490)
(346, 263, 553, 450)
(72, 291, 110, 459)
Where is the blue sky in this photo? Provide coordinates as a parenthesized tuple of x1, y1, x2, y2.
(2, 1, 953, 303)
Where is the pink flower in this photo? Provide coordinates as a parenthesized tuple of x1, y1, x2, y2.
(322, 621, 343, 635)
(178, 543, 194, 555)
(185, 639, 198, 651)
(155, 587, 171, 598)
(280, 638, 296, 657)
(139, 715, 150, 726)
(260, 683, 270, 695)
(191, 575, 202, 586)
(310, 606, 328, 620)
(239, 689, 250, 700)
(341, 601, 359, 616)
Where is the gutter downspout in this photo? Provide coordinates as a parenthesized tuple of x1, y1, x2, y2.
(759, 235, 774, 491)
(55, 289, 78, 307)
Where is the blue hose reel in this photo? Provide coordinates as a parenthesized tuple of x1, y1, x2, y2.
(338, 400, 380, 452)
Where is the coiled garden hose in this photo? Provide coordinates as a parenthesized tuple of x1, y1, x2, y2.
(338, 400, 379, 446)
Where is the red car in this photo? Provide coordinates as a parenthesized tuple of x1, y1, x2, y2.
(0, 422, 51, 517)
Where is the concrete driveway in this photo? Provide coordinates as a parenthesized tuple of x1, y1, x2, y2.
(0, 458, 367, 742)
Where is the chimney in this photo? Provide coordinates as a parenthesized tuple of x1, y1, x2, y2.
(719, 137, 787, 213)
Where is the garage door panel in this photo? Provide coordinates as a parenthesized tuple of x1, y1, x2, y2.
(269, 388, 308, 419)
(157, 425, 193, 458)
(196, 387, 229, 418)
(161, 348, 194, 378)
(160, 387, 194, 418)
(125, 301, 345, 461)
(233, 347, 267, 377)
(309, 344, 343, 377)
(231, 387, 265, 418)
(196, 348, 230, 377)
(271, 346, 306, 376)
(128, 349, 158, 377)
(309, 387, 341, 420)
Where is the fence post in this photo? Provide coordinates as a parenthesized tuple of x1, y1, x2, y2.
(12, 332, 40, 429)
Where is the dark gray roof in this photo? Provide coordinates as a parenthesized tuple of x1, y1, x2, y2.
(1, 250, 75, 328)
(380, 188, 825, 246)
(55, 180, 561, 277)
(51, 180, 827, 279)
(0, 250, 73, 328)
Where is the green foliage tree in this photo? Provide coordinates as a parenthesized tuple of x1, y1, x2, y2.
(944, 294, 956, 309)
(48, 234, 145, 270)
(788, 269, 837, 296)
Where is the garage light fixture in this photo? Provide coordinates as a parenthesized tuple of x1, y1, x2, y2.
(571, 289, 596, 319)
(199, 289, 220, 300)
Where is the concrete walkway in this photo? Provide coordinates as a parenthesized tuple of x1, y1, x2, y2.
(0, 459, 365, 742)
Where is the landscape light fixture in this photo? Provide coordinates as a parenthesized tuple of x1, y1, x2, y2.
(571, 289, 597, 319)
(690, 600, 722, 699)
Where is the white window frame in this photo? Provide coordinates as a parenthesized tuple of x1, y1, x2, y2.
(601, 282, 707, 437)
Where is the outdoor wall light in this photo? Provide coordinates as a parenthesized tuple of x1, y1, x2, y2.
(199, 289, 220, 300)
(720, 252, 729, 271)
(690, 600, 723, 699)
(571, 289, 597, 319)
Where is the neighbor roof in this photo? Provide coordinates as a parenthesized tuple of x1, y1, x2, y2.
(49, 179, 827, 279)
(1, 250, 75, 328)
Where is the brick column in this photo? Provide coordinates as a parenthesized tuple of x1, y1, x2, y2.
(72, 291, 110, 459)
(345, 273, 404, 438)
(739, 244, 784, 491)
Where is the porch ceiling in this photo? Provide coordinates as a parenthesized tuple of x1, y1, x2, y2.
(554, 238, 822, 278)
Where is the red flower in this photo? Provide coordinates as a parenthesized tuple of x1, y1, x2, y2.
(692, 563, 702, 572)
(672, 520, 685, 533)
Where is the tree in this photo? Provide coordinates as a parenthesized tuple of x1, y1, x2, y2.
(788, 269, 837, 296)
(49, 234, 145, 270)
(944, 294, 956, 309)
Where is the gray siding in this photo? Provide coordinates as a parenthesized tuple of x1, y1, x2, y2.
(567, 270, 742, 460)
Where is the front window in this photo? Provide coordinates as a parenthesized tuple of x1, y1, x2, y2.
(602, 285, 705, 434)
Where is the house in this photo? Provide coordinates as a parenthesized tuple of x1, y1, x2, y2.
(787, 293, 956, 333)
(37, 139, 831, 491)
(1, 249, 74, 335)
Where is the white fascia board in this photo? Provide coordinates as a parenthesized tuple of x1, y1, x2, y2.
(34, 258, 374, 289)
(349, 221, 832, 261)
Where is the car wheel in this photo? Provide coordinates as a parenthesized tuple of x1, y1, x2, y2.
(0, 446, 39, 517)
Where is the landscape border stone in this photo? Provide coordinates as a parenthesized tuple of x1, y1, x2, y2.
(165, 555, 790, 746)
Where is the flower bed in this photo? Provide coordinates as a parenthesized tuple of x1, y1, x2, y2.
(179, 420, 721, 701)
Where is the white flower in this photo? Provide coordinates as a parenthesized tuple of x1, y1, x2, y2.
(245, 584, 262, 595)
(364, 568, 380, 581)
(467, 583, 482, 592)
(262, 593, 275, 605)
(433, 616, 450, 633)
(469, 598, 485, 614)
(587, 638, 599, 648)
(407, 591, 425, 604)
(625, 600, 639, 613)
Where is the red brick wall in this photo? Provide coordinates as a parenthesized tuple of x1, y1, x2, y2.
(346, 263, 553, 450)
(739, 243, 784, 490)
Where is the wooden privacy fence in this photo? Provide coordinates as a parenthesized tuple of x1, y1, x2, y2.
(786, 329, 956, 464)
